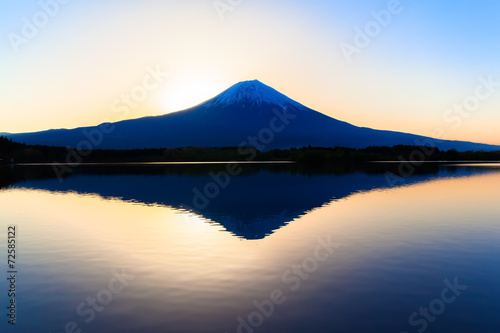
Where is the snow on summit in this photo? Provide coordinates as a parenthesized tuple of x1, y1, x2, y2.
(206, 80, 304, 108)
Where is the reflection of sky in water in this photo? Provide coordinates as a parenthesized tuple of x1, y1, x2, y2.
(5, 163, 498, 239)
(0, 165, 499, 332)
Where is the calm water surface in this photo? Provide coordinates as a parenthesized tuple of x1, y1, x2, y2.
(0, 163, 499, 332)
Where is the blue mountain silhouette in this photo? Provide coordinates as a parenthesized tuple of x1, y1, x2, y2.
(6, 80, 500, 151)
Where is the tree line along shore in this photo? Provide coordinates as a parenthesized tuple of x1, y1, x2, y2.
(1, 136, 499, 164)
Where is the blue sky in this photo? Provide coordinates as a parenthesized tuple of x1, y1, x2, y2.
(1, 0, 499, 145)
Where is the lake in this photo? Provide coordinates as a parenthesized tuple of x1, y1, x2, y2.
(1, 162, 499, 332)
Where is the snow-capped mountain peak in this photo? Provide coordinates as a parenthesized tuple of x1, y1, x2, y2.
(206, 80, 303, 108)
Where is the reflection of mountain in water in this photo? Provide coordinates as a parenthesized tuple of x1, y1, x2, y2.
(1, 163, 497, 239)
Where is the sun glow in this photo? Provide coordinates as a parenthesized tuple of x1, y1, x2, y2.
(162, 75, 226, 113)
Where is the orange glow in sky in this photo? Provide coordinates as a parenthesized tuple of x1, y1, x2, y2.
(1, 1, 499, 145)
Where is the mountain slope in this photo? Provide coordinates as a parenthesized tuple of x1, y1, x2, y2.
(5, 80, 500, 152)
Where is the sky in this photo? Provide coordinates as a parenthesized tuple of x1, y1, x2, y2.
(1, 0, 499, 145)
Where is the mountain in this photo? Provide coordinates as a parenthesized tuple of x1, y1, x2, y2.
(5, 80, 500, 151)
